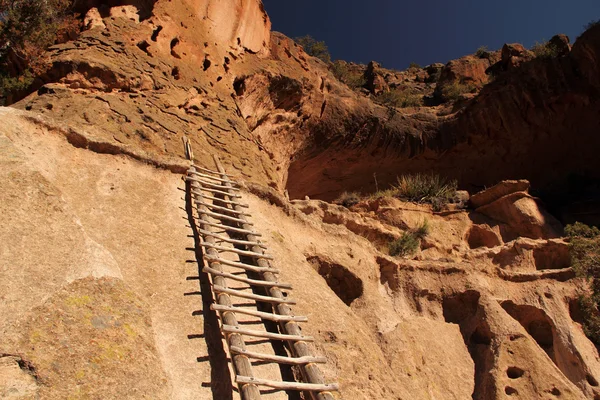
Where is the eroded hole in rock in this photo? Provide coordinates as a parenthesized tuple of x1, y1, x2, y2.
(532, 242, 570, 270)
(500, 300, 596, 391)
(466, 224, 501, 249)
(507, 366, 525, 379)
(501, 301, 556, 360)
(306, 256, 363, 306)
(171, 67, 180, 80)
(151, 25, 162, 41)
(216, 76, 222, 82)
(505, 386, 518, 395)
(443, 291, 496, 400)
(233, 77, 246, 96)
(377, 256, 399, 291)
(551, 387, 561, 396)
(203, 56, 211, 71)
(77, 1, 157, 21)
(268, 76, 303, 111)
(587, 374, 599, 387)
(170, 38, 181, 59)
(137, 40, 151, 56)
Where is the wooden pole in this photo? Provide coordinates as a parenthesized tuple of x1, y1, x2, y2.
(189, 166, 262, 400)
(212, 155, 337, 400)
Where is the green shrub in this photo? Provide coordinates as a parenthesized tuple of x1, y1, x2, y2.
(531, 40, 560, 59)
(331, 60, 366, 89)
(408, 62, 421, 69)
(294, 35, 331, 63)
(375, 88, 423, 108)
(439, 81, 474, 102)
(566, 222, 600, 346)
(414, 219, 430, 239)
(389, 220, 430, 257)
(566, 222, 600, 239)
(389, 232, 419, 257)
(475, 45, 489, 58)
(335, 191, 361, 208)
(0, 0, 79, 98)
(394, 173, 457, 204)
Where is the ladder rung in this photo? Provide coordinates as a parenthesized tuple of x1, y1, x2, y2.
(236, 376, 338, 392)
(203, 266, 292, 289)
(229, 346, 326, 365)
(188, 176, 241, 192)
(193, 164, 235, 177)
(222, 325, 313, 341)
(196, 202, 251, 216)
(195, 210, 251, 224)
(194, 193, 249, 208)
(211, 304, 307, 322)
(195, 220, 261, 236)
(213, 285, 295, 304)
(188, 170, 240, 185)
(204, 255, 278, 273)
(199, 243, 273, 260)
(191, 186, 242, 198)
(198, 230, 267, 249)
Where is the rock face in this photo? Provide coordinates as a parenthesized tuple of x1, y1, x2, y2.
(3, 1, 600, 399)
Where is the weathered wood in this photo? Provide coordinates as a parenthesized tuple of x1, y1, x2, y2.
(187, 176, 242, 192)
(195, 201, 252, 216)
(188, 170, 241, 185)
(211, 304, 307, 322)
(229, 346, 327, 365)
(222, 325, 314, 342)
(236, 377, 339, 392)
(203, 266, 292, 289)
(193, 193, 249, 208)
(189, 166, 262, 400)
(213, 155, 336, 400)
(195, 210, 252, 224)
(204, 256, 279, 273)
(195, 220, 260, 236)
(213, 285, 296, 304)
(198, 243, 273, 260)
(198, 229, 267, 249)
(193, 164, 236, 177)
(190, 185, 243, 198)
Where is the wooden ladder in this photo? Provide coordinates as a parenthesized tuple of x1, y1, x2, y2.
(185, 149, 338, 400)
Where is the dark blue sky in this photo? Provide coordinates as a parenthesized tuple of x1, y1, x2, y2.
(262, 0, 600, 70)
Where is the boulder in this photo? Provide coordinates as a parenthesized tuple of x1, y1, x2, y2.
(437, 55, 490, 86)
(365, 61, 389, 95)
(549, 34, 571, 56)
(109, 6, 140, 23)
(470, 180, 530, 209)
(83, 8, 105, 30)
(474, 192, 562, 240)
(425, 63, 444, 82)
(501, 43, 534, 69)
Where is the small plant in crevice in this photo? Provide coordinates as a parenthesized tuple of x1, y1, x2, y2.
(389, 220, 430, 257)
(394, 173, 457, 207)
(334, 191, 361, 208)
(475, 45, 490, 59)
(531, 40, 561, 59)
(374, 88, 423, 108)
(331, 60, 366, 90)
(294, 35, 331, 63)
(439, 80, 475, 102)
(566, 222, 600, 346)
